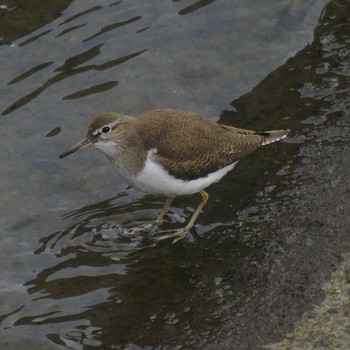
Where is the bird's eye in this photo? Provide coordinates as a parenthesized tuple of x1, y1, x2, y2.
(101, 126, 111, 134)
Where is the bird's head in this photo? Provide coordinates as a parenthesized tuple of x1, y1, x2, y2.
(59, 112, 133, 159)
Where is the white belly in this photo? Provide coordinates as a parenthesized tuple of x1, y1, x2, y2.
(129, 151, 237, 197)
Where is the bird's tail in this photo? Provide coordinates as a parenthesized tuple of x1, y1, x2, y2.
(257, 129, 290, 146)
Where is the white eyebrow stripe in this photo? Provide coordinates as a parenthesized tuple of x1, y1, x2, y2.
(109, 121, 119, 128)
(91, 120, 119, 136)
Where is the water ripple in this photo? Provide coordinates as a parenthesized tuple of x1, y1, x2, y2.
(83, 16, 143, 42)
(2, 49, 147, 115)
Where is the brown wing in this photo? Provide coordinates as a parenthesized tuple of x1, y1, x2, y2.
(135, 109, 281, 180)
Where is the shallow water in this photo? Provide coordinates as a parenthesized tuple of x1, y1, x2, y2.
(2, 1, 349, 349)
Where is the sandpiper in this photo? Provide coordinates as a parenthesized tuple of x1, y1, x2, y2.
(59, 108, 289, 241)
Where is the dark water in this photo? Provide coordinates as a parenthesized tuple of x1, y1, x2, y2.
(1, 1, 349, 349)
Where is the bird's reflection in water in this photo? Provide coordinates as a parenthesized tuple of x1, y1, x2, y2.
(15, 194, 261, 349)
(38, 198, 150, 254)
(18, 194, 252, 348)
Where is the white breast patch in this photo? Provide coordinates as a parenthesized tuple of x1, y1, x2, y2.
(130, 149, 237, 197)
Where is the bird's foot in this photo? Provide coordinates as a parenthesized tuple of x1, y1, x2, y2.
(150, 227, 189, 244)
(122, 218, 171, 238)
(123, 223, 154, 237)
(154, 218, 171, 226)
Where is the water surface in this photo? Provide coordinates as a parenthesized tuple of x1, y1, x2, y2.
(2, 1, 349, 349)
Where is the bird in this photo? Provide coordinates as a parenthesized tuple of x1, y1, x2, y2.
(59, 108, 289, 242)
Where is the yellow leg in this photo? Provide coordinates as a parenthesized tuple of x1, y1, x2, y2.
(125, 197, 174, 236)
(155, 197, 174, 224)
(184, 190, 209, 232)
(154, 190, 209, 243)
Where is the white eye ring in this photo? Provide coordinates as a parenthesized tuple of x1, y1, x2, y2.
(101, 125, 111, 134)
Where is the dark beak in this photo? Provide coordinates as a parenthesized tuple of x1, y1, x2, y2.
(59, 136, 93, 159)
